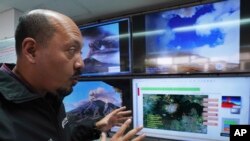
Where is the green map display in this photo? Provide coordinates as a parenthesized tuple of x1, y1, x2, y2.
(143, 94, 208, 134)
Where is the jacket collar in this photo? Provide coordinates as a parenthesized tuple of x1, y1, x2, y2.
(0, 64, 42, 103)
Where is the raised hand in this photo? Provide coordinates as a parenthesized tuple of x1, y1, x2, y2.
(111, 119, 145, 141)
(95, 106, 132, 132)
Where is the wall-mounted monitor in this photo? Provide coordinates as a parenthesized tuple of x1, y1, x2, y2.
(132, 0, 250, 74)
(63, 78, 132, 131)
(79, 18, 131, 76)
(132, 77, 250, 141)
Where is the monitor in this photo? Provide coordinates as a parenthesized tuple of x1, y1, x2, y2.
(63, 78, 132, 131)
(79, 18, 131, 76)
(132, 77, 250, 141)
(132, 0, 250, 74)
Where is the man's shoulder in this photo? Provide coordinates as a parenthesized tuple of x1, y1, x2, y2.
(0, 69, 41, 103)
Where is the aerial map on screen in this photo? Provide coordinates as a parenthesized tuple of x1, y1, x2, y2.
(145, 0, 240, 74)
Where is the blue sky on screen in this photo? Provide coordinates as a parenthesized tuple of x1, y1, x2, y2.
(63, 81, 122, 112)
(145, 0, 240, 63)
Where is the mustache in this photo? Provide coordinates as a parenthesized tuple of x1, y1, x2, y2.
(71, 69, 82, 79)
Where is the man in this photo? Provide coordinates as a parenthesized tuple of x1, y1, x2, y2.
(0, 9, 145, 141)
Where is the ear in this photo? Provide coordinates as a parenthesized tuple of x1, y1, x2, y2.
(21, 37, 38, 63)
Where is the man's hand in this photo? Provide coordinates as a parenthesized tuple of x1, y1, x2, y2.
(100, 132, 107, 141)
(95, 106, 132, 132)
(111, 119, 145, 141)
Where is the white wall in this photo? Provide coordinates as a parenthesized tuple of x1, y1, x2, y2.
(0, 8, 23, 39)
(0, 8, 22, 63)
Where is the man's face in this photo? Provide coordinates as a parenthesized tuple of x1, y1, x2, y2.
(35, 21, 83, 96)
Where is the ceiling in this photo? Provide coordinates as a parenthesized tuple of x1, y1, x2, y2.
(0, 0, 203, 25)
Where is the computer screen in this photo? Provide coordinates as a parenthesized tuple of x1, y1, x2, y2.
(63, 79, 132, 131)
(132, 0, 250, 74)
(132, 77, 250, 141)
(79, 18, 131, 76)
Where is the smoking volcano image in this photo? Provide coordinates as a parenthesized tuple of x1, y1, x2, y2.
(81, 23, 121, 75)
(63, 81, 122, 125)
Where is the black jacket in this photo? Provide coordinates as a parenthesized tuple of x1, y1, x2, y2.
(0, 65, 100, 141)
